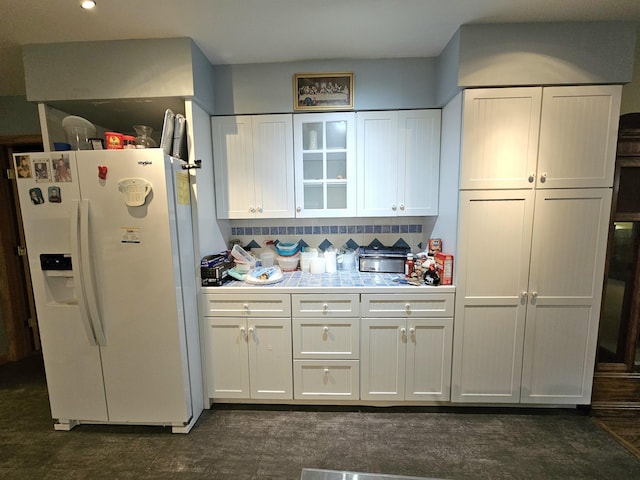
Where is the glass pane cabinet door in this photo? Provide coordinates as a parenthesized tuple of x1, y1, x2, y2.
(294, 113, 355, 217)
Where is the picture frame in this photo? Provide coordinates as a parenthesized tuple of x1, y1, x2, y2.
(90, 138, 104, 150)
(293, 72, 354, 111)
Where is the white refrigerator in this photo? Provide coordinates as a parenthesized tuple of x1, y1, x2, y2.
(13, 148, 203, 433)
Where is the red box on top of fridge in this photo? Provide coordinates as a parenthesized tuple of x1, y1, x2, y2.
(434, 252, 453, 285)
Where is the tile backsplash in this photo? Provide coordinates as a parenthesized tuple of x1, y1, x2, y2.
(229, 217, 428, 254)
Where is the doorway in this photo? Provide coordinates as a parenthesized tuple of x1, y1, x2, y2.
(0, 136, 43, 365)
(593, 113, 640, 412)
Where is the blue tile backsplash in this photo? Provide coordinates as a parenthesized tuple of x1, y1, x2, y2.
(229, 220, 425, 254)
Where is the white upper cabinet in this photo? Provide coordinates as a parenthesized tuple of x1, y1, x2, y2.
(212, 114, 294, 219)
(357, 110, 441, 216)
(461, 85, 621, 190)
(537, 85, 621, 189)
(294, 112, 356, 218)
(461, 87, 542, 190)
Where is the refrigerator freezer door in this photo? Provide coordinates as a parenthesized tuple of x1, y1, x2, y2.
(13, 152, 108, 423)
(74, 149, 193, 425)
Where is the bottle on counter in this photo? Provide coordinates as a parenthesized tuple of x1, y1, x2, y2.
(405, 253, 415, 278)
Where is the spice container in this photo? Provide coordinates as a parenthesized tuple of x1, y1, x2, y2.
(123, 135, 136, 149)
(105, 132, 123, 150)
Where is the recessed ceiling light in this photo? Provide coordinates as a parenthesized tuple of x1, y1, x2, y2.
(81, 1, 96, 9)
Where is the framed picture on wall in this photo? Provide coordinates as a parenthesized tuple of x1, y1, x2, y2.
(293, 72, 354, 111)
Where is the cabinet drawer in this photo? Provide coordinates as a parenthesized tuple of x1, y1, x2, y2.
(293, 360, 360, 400)
(292, 318, 359, 359)
(361, 293, 454, 317)
(201, 294, 291, 317)
(292, 294, 360, 317)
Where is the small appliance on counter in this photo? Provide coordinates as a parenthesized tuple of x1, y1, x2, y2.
(200, 254, 234, 286)
(358, 246, 410, 273)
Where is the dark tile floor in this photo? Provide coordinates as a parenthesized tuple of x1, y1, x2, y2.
(2, 354, 640, 480)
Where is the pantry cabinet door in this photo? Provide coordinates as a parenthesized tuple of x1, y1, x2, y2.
(212, 116, 255, 219)
(360, 318, 406, 401)
(460, 87, 542, 190)
(405, 318, 452, 401)
(205, 318, 250, 399)
(537, 86, 621, 189)
(247, 318, 293, 399)
(252, 115, 295, 218)
(451, 190, 535, 403)
(356, 111, 399, 216)
(521, 188, 612, 404)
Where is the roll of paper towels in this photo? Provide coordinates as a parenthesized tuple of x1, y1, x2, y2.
(324, 251, 337, 273)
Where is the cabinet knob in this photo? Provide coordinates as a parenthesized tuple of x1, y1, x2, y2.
(249, 206, 256, 213)
(392, 204, 397, 211)
(248, 327, 255, 337)
(257, 206, 263, 213)
(540, 173, 547, 183)
(322, 303, 329, 313)
(240, 326, 246, 336)
(400, 327, 407, 336)
(405, 303, 411, 313)
(324, 368, 330, 375)
(528, 173, 536, 183)
(323, 326, 329, 333)
(531, 291, 538, 304)
(399, 204, 405, 211)
(296, 206, 302, 213)
(409, 327, 415, 336)
(521, 291, 528, 302)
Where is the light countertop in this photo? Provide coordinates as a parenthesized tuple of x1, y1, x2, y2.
(202, 270, 455, 295)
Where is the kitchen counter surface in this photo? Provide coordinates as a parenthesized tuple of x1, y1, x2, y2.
(202, 270, 455, 294)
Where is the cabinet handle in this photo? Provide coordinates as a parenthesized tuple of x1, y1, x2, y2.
(322, 303, 329, 314)
(540, 173, 547, 183)
(296, 206, 302, 213)
(405, 303, 411, 314)
(249, 206, 256, 213)
(323, 326, 329, 333)
(392, 204, 397, 211)
(399, 203, 405, 211)
(240, 326, 246, 338)
(409, 327, 416, 337)
(521, 291, 528, 302)
(531, 291, 538, 304)
(400, 327, 407, 336)
(324, 368, 330, 375)
(528, 173, 536, 183)
(257, 206, 263, 213)
(248, 327, 255, 338)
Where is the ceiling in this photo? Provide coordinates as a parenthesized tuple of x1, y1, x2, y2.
(2, 1, 639, 133)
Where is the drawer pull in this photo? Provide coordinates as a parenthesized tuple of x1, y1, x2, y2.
(405, 303, 411, 314)
(322, 303, 329, 314)
(324, 368, 330, 375)
(323, 326, 329, 333)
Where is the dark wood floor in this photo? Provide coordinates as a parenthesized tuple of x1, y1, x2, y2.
(592, 414, 640, 459)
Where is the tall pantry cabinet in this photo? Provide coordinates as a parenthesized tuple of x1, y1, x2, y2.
(451, 85, 621, 404)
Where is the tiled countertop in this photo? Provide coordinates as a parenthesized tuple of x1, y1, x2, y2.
(202, 270, 455, 294)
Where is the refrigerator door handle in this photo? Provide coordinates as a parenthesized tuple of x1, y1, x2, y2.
(70, 200, 98, 346)
(80, 199, 107, 346)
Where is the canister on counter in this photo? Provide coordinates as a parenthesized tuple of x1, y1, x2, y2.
(105, 132, 124, 150)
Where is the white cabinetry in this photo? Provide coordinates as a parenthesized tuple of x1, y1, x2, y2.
(360, 294, 454, 402)
(292, 294, 360, 400)
(202, 294, 293, 400)
(357, 110, 441, 217)
(293, 112, 356, 217)
(453, 84, 619, 405)
(460, 86, 621, 190)
(212, 114, 294, 219)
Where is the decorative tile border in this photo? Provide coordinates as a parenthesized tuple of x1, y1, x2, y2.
(231, 223, 422, 237)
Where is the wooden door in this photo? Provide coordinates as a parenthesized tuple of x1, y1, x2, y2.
(0, 138, 42, 364)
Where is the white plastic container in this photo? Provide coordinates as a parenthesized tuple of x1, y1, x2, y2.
(324, 251, 337, 273)
(309, 258, 326, 274)
(277, 254, 299, 271)
(260, 251, 275, 267)
(300, 248, 318, 272)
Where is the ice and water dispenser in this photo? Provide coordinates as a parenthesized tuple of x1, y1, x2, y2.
(40, 253, 76, 305)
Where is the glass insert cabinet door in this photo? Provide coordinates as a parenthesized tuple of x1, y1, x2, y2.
(294, 113, 356, 217)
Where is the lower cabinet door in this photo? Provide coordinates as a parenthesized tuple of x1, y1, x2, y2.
(248, 318, 293, 399)
(293, 360, 360, 400)
(206, 318, 250, 399)
(405, 318, 453, 401)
